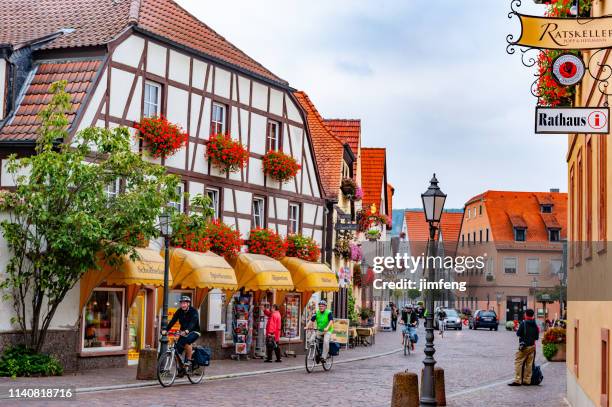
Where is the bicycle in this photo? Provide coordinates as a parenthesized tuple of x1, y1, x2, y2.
(157, 332, 205, 387)
(438, 318, 446, 338)
(401, 325, 416, 356)
(305, 329, 333, 373)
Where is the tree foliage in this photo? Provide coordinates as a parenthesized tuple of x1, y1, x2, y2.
(0, 81, 179, 352)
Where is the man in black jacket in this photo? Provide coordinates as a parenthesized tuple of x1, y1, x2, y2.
(162, 296, 200, 364)
(509, 308, 539, 386)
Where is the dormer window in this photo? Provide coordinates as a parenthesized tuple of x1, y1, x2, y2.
(514, 228, 526, 242)
(541, 204, 553, 213)
(548, 228, 560, 242)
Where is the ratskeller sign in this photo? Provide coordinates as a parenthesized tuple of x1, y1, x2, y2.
(513, 14, 612, 50)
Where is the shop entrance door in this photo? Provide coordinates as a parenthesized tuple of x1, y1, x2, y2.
(128, 290, 146, 364)
(506, 297, 526, 322)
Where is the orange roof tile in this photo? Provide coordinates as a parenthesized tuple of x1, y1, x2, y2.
(293, 91, 344, 199)
(0, 59, 103, 141)
(0, 0, 285, 84)
(466, 191, 568, 242)
(404, 210, 463, 256)
(323, 119, 360, 156)
(361, 147, 386, 211)
(541, 213, 562, 229)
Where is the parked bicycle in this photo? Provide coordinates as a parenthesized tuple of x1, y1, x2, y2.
(305, 328, 333, 373)
(157, 332, 206, 387)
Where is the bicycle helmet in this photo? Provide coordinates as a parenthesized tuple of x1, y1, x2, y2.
(179, 295, 192, 303)
(318, 300, 327, 306)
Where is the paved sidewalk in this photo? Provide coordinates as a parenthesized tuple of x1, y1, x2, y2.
(0, 328, 401, 396)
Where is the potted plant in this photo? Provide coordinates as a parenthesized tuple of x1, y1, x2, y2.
(542, 327, 566, 361)
(247, 228, 287, 259)
(262, 150, 301, 183)
(340, 178, 357, 199)
(206, 133, 249, 173)
(359, 307, 374, 325)
(285, 234, 321, 262)
(366, 228, 381, 241)
(135, 116, 189, 158)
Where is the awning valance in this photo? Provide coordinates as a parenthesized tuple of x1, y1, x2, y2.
(280, 257, 339, 292)
(232, 253, 294, 291)
(79, 247, 167, 310)
(165, 248, 238, 290)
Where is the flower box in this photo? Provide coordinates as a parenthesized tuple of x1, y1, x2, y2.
(206, 133, 249, 174)
(135, 116, 188, 159)
(247, 228, 286, 259)
(262, 151, 300, 183)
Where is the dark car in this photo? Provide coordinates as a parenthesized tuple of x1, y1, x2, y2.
(469, 310, 498, 331)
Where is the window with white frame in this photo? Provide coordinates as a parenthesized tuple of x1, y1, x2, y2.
(550, 259, 563, 275)
(266, 120, 280, 152)
(527, 258, 540, 274)
(252, 197, 265, 228)
(144, 81, 161, 118)
(104, 179, 121, 199)
(503, 257, 518, 274)
(288, 203, 300, 234)
(206, 187, 220, 219)
(169, 183, 185, 213)
(82, 288, 125, 351)
(342, 162, 350, 180)
(210, 102, 227, 135)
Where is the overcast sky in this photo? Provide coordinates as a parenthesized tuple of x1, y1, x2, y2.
(177, 0, 564, 208)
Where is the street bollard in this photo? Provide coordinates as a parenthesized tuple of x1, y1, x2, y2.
(136, 347, 158, 380)
(434, 367, 446, 406)
(391, 371, 419, 407)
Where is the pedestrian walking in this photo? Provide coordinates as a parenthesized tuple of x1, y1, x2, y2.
(508, 308, 540, 386)
(390, 302, 398, 331)
(263, 304, 282, 363)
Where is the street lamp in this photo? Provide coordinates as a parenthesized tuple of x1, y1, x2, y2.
(531, 276, 538, 315)
(420, 174, 447, 407)
(159, 210, 172, 354)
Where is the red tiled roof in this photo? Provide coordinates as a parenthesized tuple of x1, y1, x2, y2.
(0, 60, 103, 141)
(323, 119, 360, 156)
(541, 213, 562, 229)
(508, 214, 528, 229)
(293, 91, 344, 199)
(404, 210, 463, 256)
(361, 148, 386, 211)
(470, 191, 568, 242)
(0, 0, 284, 84)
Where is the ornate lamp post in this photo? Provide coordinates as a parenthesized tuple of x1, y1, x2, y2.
(420, 174, 447, 407)
(159, 210, 172, 354)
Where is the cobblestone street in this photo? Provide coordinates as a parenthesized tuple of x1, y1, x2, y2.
(2, 326, 567, 407)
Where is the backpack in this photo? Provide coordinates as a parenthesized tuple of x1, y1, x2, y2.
(192, 346, 212, 367)
(329, 341, 341, 356)
(531, 363, 543, 385)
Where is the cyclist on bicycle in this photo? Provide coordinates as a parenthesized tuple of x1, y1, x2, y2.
(161, 296, 200, 365)
(401, 304, 418, 350)
(437, 308, 447, 335)
(305, 300, 334, 362)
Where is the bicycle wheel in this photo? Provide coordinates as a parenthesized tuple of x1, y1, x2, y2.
(305, 345, 316, 373)
(404, 335, 409, 356)
(322, 354, 333, 371)
(157, 352, 177, 387)
(187, 365, 205, 384)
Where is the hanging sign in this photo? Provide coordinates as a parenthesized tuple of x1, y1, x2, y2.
(513, 14, 612, 50)
(335, 223, 358, 231)
(535, 107, 610, 134)
(552, 54, 585, 86)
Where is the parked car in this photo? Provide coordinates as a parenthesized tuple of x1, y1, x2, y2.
(469, 310, 499, 331)
(434, 308, 462, 330)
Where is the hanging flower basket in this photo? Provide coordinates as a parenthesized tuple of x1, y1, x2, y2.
(247, 228, 287, 259)
(340, 178, 357, 198)
(206, 133, 249, 173)
(262, 151, 301, 183)
(333, 231, 353, 260)
(135, 116, 189, 159)
(286, 234, 321, 262)
(349, 243, 363, 262)
(366, 228, 381, 241)
(354, 186, 363, 202)
(202, 220, 243, 258)
(357, 209, 390, 233)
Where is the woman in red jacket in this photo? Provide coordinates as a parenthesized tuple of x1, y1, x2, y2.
(263, 304, 282, 362)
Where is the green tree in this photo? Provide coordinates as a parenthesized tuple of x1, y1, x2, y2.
(0, 81, 179, 352)
(407, 288, 421, 301)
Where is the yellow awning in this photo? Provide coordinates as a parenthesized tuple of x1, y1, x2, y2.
(79, 247, 168, 310)
(165, 248, 238, 290)
(232, 253, 294, 291)
(280, 257, 339, 292)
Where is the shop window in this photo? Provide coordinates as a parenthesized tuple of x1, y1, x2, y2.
(127, 290, 146, 363)
(210, 102, 227, 135)
(169, 183, 185, 214)
(603, 328, 610, 407)
(266, 120, 280, 152)
(282, 293, 301, 340)
(527, 258, 540, 275)
(253, 197, 265, 229)
(503, 257, 517, 274)
(82, 288, 125, 351)
(206, 187, 220, 219)
(144, 81, 162, 118)
(288, 203, 300, 234)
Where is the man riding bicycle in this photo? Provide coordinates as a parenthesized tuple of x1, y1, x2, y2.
(161, 296, 200, 365)
(401, 304, 418, 351)
(305, 300, 334, 362)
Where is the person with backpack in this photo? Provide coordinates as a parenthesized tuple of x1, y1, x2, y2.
(509, 308, 540, 386)
(263, 303, 282, 363)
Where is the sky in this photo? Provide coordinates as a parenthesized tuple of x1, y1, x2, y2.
(177, 0, 565, 209)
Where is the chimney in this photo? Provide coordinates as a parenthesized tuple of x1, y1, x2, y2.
(550, 188, 560, 193)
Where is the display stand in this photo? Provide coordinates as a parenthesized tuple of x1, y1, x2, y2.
(231, 293, 252, 361)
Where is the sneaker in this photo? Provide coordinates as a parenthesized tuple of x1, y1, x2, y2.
(507, 382, 521, 386)
(184, 360, 192, 367)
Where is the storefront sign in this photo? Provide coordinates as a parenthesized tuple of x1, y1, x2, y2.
(535, 107, 610, 134)
(331, 318, 350, 345)
(380, 310, 391, 329)
(335, 223, 358, 231)
(513, 14, 612, 50)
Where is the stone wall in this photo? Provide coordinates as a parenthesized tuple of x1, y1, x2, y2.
(0, 330, 79, 372)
